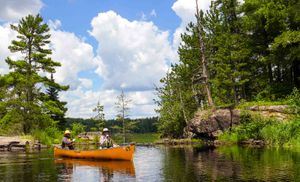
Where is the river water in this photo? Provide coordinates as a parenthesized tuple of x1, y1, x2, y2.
(0, 145, 300, 181)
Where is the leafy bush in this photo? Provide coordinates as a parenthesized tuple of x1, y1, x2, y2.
(32, 126, 62, 145)
(261, 118, 300, 147)
(71, 123, 86, 137)
(219, 110, 300, 148)
(287, 88, 300, 115)
(232, 111, 276, 141)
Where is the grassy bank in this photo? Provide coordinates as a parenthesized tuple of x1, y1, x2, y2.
(112, 133, 160, 144)
(218, 111, 300, 148)
(218, 88, 300, 148)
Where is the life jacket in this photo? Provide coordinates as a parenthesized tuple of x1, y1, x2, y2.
(101, 136, 113, 148)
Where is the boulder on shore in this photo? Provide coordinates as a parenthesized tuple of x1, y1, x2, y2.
(184, 109, 240, 139)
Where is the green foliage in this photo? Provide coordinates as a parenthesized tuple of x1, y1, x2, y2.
(32, 126, 61, 145)
(287, 88, 300, 115)
(219, 111, 300, 148)
(111, 133, 160, 144)
(1, 14, 68, 134)
(92, 135, 99, 144)
(43, 74, 69, 129)
(126, 133, 160, 143)
(234, 112, 276, 141)
(260, 119, 300, 146)
(0, 110, 23, 135)
(115, 90, 138, 143)
(237, 100, 288, 109)
(65, 117, 157, 133)
(71, 123, 86, 137)
(92, 101, 106, 130)
(156, 0, 299, 138)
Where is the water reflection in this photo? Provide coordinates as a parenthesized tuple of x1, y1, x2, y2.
(55, 159, 135, 176)
(1, 146, 300, 181)
(160, 145, 300, 181)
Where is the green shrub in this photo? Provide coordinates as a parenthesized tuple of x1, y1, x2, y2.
(261, 118, 300, 147)
(32, 126, 62, 145)
(232, 111, 276, 141)
(71, 123, 86, 137)
(219, 111, 300, 148)
(93, 135, 99, 143)
(287, 88, 300, 115)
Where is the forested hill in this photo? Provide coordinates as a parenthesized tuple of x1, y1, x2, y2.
(65, 117, 158, 133)
(156, 0, 300, 138)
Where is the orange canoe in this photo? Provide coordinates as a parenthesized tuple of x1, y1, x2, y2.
(54, 144, 135, 161)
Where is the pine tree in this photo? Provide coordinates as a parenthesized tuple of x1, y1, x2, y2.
(242, 0, 297, 97)
(44, 73, 68, 129)
(3, 14, 67, 133)
(206, 0, 251, 104)
(115, 90, 136, 143)
(92, 101, 105, 131)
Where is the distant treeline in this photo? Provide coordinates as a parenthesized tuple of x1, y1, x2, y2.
(65, 117, 158, 133)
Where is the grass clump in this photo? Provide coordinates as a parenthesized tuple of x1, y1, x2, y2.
(218, 111, 300, 148)
(112, 133, 160, 144)
(32, 126, 62, 146)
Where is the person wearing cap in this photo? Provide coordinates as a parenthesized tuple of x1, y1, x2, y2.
(61, 130, 74, 150)
(99, 128, 117, 148)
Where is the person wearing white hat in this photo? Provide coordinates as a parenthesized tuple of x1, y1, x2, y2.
(99, 128, 115, 148)
(61, 130, 74, 150)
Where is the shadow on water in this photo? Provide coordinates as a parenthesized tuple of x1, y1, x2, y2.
(1, 146, 300, 181)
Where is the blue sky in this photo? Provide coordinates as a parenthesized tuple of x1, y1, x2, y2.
(0, 0, 211, 119)
(41, 0, 181, 41)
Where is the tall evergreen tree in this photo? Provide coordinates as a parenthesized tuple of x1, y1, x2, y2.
(208, 0, 251, 104)
(43, 73, 68, 129)
(3, 14, 67, 133)
(92, 101, 105, 131)
(115, 90, 136, 143)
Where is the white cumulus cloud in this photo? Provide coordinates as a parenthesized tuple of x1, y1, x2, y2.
(50, 27, 98, 90)
(90, 10, 176, 91)
(172, 0, 212, 48)
(0, 23, 18, 74)
(0, 0, 43, 22)
(61, 88, 157, 119)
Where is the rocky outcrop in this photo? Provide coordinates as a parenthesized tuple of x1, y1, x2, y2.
(184, 109, 240, 139)
(247, 105, 289, 113)
(184, 105, 291, 139)
(248, 105, 290, 121)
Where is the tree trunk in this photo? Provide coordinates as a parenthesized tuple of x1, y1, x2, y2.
(268, 63, 273, 83)
(293, 59, 300, 88)
(179, 90, 188, 124)
(195, 0, 214, 108)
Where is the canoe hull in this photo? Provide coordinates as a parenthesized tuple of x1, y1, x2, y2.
(54, 144, 135, 161)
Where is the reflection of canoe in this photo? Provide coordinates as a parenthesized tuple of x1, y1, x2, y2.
(54, 144, 135, 161)
(55, 159, 135, 176)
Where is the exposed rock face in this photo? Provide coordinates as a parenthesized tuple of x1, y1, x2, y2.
(248, 105, 290, 121)
(184, 109, 240, 139)
(248, 105, 289, 113)
(185, 105, 291, 139)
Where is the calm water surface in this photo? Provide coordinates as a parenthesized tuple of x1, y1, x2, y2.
(0, 146, 300, 181)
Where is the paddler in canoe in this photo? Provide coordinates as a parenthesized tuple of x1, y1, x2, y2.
(61, 130, 75, 150)
(54, 128, 134, 161)
(99, 128, 119, 149)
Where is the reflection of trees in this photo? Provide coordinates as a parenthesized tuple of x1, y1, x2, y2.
(215, 146, 300, 181)
(99, 168, 114, 182)
(161, 146, 203, 182)
(161, 146, 300, 181)
(0, 151, 59, 181)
